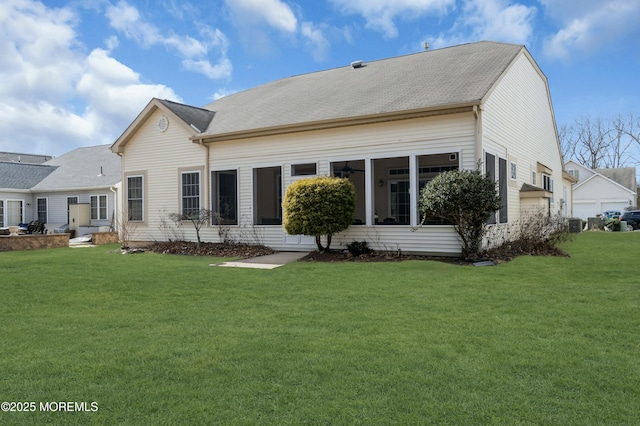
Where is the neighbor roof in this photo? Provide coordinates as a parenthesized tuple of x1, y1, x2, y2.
(0, 152, 53, 164)
(0, 162, 56, 189)
(199, 41, 525, 138)
(31, 145, 121, 191)
(595, 167, 637, 194)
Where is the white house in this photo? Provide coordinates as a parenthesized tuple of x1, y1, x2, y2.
(0, 145, 121, 233)
(112, 41, 572, 255)
(565, 160, 636, 219)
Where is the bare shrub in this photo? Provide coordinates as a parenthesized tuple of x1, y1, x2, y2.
(168, 209, 213, 248)
(211, 211, 234, 244)
(483, 210, 570, 260)
(159, 210, 185, 242)
(115, 210, 138, 249)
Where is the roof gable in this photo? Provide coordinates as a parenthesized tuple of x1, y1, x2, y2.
(157, 99, 215, 134)
(111, 98, 215, 153)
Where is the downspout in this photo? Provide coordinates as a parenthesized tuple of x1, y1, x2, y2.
(474, 104, 483, 171)
(197, 138, 210, 218)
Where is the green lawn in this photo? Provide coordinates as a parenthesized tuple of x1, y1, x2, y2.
(0, 232, 638, 425)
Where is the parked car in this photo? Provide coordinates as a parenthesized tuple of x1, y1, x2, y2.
(619, 210, 640, 231)
(602, 210, 621, 219)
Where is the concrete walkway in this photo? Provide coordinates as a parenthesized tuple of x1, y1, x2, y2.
(213, 251, 309, 269)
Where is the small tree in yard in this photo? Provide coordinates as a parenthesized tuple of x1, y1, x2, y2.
(282, 176, 356, 252)
(169, 209, 212, 248)
(418, 170, 500, 260)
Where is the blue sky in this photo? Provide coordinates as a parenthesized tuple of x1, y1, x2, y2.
(1, 0, 639, 157)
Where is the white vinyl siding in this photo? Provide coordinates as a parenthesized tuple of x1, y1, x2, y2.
(482, 52, 565, 218)
(205, 113, 475, 255)
(120, 110, 475, 255)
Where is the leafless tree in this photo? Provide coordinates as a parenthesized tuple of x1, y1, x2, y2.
(169, 209, 212, 247)
(559, 114, 639, 169)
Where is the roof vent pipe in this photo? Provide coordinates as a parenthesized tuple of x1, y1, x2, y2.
(424, 42, 430, 51)
(350, 60, 363, 69)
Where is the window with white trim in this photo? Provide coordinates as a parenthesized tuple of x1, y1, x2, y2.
(181, 171, 201, 218)
(90, 195, 108, 220)
(543, 174, 555, 203)
(127, 176, 144, 221)
(0, 200, 4, 227)
(37, 198, 48, 222)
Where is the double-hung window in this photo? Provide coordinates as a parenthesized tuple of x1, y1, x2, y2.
(127, 176, 144, 221)
(37, 198, 48, 222)
(181, 171, 201, 218)
(90, 195, 108, 220)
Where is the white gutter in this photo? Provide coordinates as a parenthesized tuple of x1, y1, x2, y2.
(110, 185, 118, 232)
(196, 137, 210, 217)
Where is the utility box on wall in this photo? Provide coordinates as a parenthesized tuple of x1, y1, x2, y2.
(69, 203, 90, 232)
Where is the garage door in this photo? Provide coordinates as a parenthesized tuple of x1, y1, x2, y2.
(601, 202, 627, 216)
(573, 202, 596, 219)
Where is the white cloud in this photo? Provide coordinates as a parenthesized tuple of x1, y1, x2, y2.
(301, 22, 330, 62)
(0, 0, 83, 104)
(541, 0, 640, 60)
(460, 0, 535, 44)
(105, 1, 232, 79)
(77, 48, 181, 127)
(426, 0, 536, 49)
(183, 58, 233, 80)
(224, 0, 298, 33)
(0, 0, 182, 155)
(210, 89, 239, 101)
(330, 0, 455, 38)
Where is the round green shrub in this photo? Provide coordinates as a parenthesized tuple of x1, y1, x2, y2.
(283, 176, 356, 251)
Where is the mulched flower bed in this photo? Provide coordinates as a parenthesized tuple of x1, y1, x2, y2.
(301, 250, 473, 265)
(148, 241, 275, 258)
(146, 239, 568, 265)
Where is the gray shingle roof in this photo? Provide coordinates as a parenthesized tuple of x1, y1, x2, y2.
(31, 145, 121, 191)
(158, 99, 215, 134)
(0, 152, 53, 164)
(0, 162, 56, 189)
(595, 167, 637, 193)
(201, 41, 524, 136)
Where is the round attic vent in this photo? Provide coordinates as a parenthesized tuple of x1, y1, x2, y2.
(157, 115, 169, 132)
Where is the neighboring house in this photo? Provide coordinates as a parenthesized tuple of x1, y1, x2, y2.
(112, 41, 572, 255)
(565, 160, 637, 219)
(0, 162, 57, 227)
(0, 145, 121, 232)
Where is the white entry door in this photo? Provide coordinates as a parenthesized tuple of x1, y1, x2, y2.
(283, 174, 317, 246)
